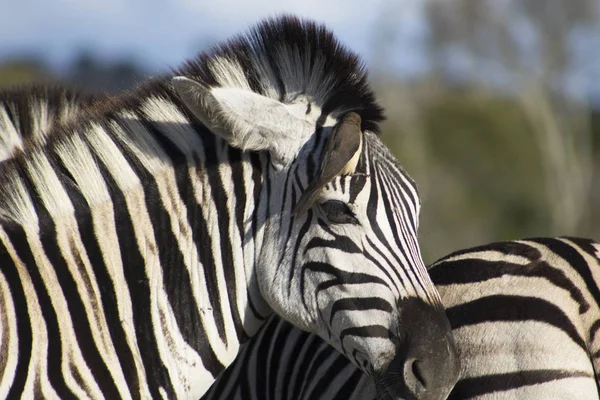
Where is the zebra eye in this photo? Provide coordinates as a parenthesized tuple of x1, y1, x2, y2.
(319, 200, 358, 225)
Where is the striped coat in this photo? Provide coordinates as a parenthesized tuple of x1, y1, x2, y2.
(0, 16, 458, 400)
(203, 237, 600, 399)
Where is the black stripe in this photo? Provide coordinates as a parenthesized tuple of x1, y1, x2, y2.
(272, 321, 313, 400)
(228, 147, 248, 273)
(267, 318, 294, 400)
(430, 258, 589, 313)
(331, 366, 366, 400)
(10, 177, 74, 398)
(293, 331, 326, 400)
(56, 154, 140, 397)
(146, 138, 227, 377)
(447, 295, 587, 351)
(300, 341, 339, 398)
(288, 210, 313, 300)
(0, 227, 33, 398)
(302, 261, 388, 297)
(565, 237, 600, 260)
(450, 369, 593, 399)
(364, 157, 417, 294)
(263, 153, 274, 220)
(305, 234, 361, 255)
(96, 156, 171, 398)
(31, 161, 119, 396)
(339, 175, 347, 194)
(247, 152, 268, 321)
(328, 297, 393, 325)
(306, 350, 361, 399)
(227, 147, 257, 339)
(34, 192, 119, 398)
(330, 176, 338, 192)
(279, 162, 294, 218)
(285, 173, 305, 296)
(121, 121, 231, 379)
(435, 240, 542, 265)
(339, 325, 390, 344)
(364, 235, 406, 297)
(199, 314, 257, 399)
(532, 238, 600, 314)
(589, 319, 600, 344)
(255, 317, 281, 400)
(348, 172, 367, 205)
(375, 165, 419, 291)
(205, 140, 247, 344)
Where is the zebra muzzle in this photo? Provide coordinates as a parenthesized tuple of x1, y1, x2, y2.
(376, 298, 460, 400)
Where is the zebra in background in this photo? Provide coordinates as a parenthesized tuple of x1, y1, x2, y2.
(203, 237, 600, 400)
(0, 16, 459, 400)
(0, 84, 104, 162)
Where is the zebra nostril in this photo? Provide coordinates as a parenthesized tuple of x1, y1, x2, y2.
(378, 297, 459, 400)
(410, 359, 426, 388)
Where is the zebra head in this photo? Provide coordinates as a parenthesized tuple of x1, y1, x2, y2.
(173, 16, 459, 399)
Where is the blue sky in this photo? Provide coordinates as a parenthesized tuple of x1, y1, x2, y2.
(3, 0, 599, 101)
(1, 0, 426, 74)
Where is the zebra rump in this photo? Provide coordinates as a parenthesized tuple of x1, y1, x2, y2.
(203, 237, 600, 399)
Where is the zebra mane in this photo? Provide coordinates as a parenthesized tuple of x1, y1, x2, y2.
(28, 16, 384, 147)
(100, 15, 384, 136)
(176, 15, 385, 133)
(0, 16, 385, 224)
(0, 84, 103, 156)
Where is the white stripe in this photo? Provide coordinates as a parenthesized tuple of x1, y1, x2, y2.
(0, 232, 23, 398)
(0, 107, 24, 161)
(57, 132, 149, 399)
(29, 99, 52, 145)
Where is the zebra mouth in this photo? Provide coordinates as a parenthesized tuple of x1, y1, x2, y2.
(372, 297, 460, 400)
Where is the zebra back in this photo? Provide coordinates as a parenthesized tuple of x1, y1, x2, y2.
(0, 84, 103, 161)
(435, 237, 600, 399)
(203, 237, 600, 399)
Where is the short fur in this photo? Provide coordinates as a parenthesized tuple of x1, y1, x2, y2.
(203, 237, 600, 400)
(0, 17, 456, 400)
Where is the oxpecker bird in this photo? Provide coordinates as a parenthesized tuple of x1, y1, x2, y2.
(294, 112, 363, 215)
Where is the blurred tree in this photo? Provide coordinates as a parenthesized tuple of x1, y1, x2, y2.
(375, 79, 600, 262)
(0, 59, 54, 87)
(0, 8, 598, 262)
(67, 51, 145, 94)
(367, 0, 600, 260)
(0, 52, 146, 94)
(423, 0, 598, 234)
(425, 0, 600, 82)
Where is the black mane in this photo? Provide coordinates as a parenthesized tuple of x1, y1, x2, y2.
(176, 15, 385, 133)
(0, 84, 102, 146)
(1, 16, 386, 172)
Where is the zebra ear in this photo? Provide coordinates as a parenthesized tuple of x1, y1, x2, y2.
(172, 76, 314, 164)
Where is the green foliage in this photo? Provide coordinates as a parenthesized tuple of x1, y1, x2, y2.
(377, 80, 599, 262)
(0, 57, 597, 264)
(0, 60, 52, 87)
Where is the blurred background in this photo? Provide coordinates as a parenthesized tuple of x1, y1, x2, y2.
(1, 0, 598, 262)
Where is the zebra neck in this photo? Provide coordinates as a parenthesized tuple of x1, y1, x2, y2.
(108, 109, 276, 375)
(0, 93, 278, 397)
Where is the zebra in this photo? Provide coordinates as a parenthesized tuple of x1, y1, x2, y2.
(0, 84, 104, 162)
(0, 16, 459, 400)
(202, 236, 600, 399)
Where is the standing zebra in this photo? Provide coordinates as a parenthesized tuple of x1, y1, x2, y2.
(203, 237, 600, 399)
(0, 16, 459, 400)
